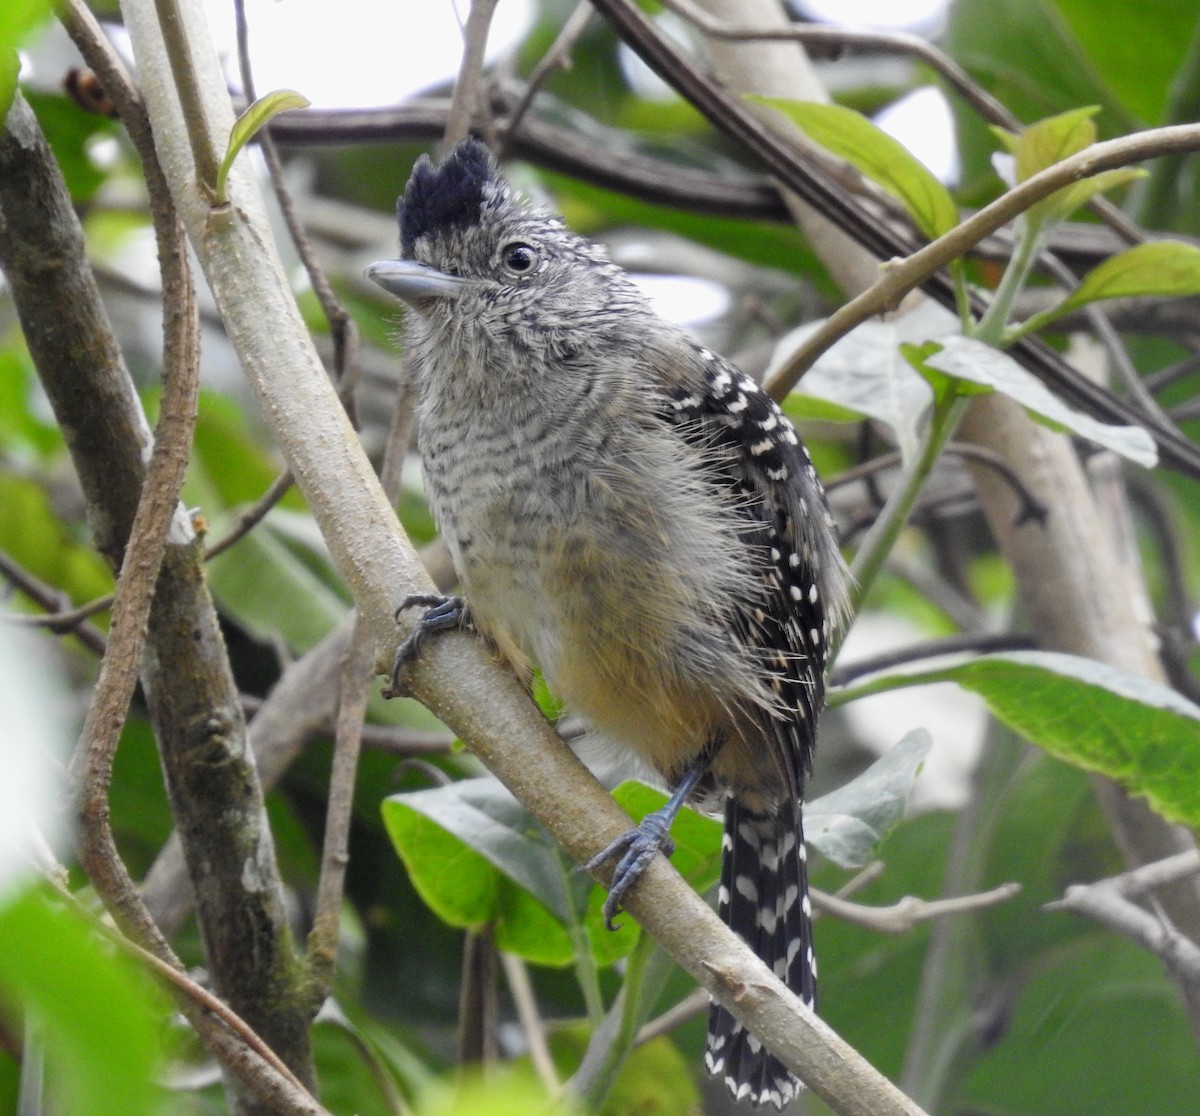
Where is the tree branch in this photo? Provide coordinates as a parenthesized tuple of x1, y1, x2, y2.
(813, 883, 1022, 935)
(1047, 852, 1200, 989)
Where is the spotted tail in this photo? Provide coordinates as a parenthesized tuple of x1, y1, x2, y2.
(704, 796, 814, 1108)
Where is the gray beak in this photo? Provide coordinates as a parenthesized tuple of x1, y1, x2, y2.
(364, 259, 471, 307)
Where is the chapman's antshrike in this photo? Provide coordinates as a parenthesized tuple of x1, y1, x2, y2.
(367, 139, 849, 1108)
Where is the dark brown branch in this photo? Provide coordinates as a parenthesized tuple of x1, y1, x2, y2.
(267, 97, 793, 220)
(831, 632, 1038, 687)
(0, 551, 109, 655)
(43, 7, 319, 1108)
(203, 468, 295, 561)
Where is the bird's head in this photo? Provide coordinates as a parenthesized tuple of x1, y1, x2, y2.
(365, 139, 648, 358)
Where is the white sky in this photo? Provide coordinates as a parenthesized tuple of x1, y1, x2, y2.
(205, 0, 534, 107)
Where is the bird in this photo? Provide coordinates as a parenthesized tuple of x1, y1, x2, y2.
(366, 138, 850, 1108)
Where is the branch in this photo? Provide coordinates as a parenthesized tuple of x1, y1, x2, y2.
(500, 951, 561, 1094)
(1047, 852, 1200, 986)
(831, 633, 1038, 687)
(444, 0, 501, 147)
(0, 551, 109, 655)
(48, 5, 319, 1104)
(500, 2, 594, 150)
(659, 0, 1014, 129)
(813, 883, 1022, 935)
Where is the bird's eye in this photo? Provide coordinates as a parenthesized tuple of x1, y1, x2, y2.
(502, 243, 537, 273)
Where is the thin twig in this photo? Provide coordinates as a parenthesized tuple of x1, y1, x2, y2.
(660, 0, 1014, 129)
(828, 443, 1049, 526)
(501, 0, 594, 151)
(634, 987, 709, 1047)
(152, 0, 219, 192)
(233, 0, 362, 397)
(4, 467, 295, 636)
(1036, 251, 1175, 429)
(305, 617, 373, 999)
(67, 117, 200, 960)
(1047, 849, 1200, 904)
(1047, 852, 1200, 984)
(0, 551, 109, 655)
(831, 633, 1037, 687)
(500, 950, 561, 1094)
(1125, 472, 1193, 638)
(833, 860, 887, 900)
(813, 882, 1022, 935)
(444, 0, 502, 147)
(204, 468, 294, 561)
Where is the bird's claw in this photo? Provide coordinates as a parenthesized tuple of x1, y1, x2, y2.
(383, 594, 468, 698)
(582, 810, 676, 930)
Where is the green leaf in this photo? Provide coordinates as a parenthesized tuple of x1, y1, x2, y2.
(207, 519, 349, 652)
(992, 107, 1140, 227)
(911, 335, 1157, 467)
(0, 50, 17, 122)
(805, 729, 931, 868)
(902, 339, 993, 408)
(1000, 106, 1100, 184)
(832, 650, 1200, 829)
(0, 474, 113, 612)
(1053, 0, 1200, 125)
(0, 0, 49, 49)
(963, 936, 1200, 1116)
(216, 89, 310, 202)
(1050, 166, 1144, 222)
(0, 886, 166, 1116)
(752, 97, 959, 240)
(418, 1065, 583, 1116)
(0, 0, 50, 120)
(382, 778, 634, 966)
(1056, 241, 1200, 316)
(552, 1024, 701, 1116)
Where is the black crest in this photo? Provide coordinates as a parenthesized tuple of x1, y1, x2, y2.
(399, 139, 497, 258)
